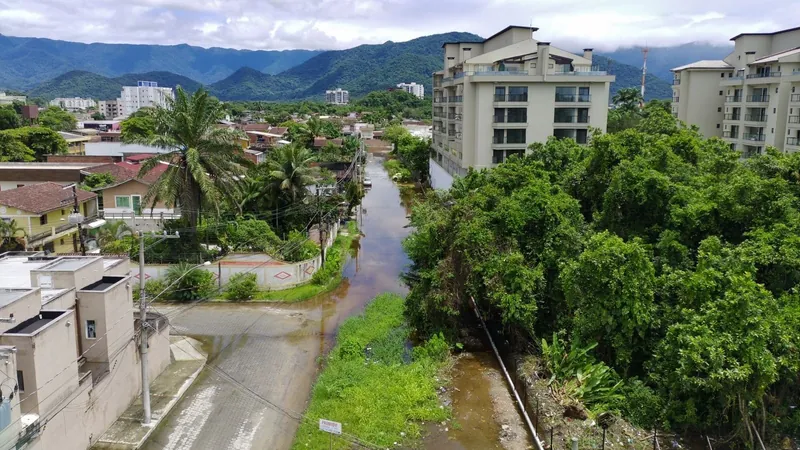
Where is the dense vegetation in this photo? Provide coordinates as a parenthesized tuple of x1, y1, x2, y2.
(403, 107, 800, 446)
(292, 293, 449, 449)
(0, 125, 67, 161)
(381, 125, 431, 183)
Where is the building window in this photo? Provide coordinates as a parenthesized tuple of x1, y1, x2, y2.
(506, 129, 526, 144)
(115, 196, 131, 208)
(717, 107, 722, 112)
(39, 215, 47, 226)
(720, 73, 725, 78)
(60, 238, 64, 245)
(86, 320, 97, 339)
(774, 108, 777, 113)
(776, 87, 779, 93)
(507, 108, 527, 123)
(719, 91, 723, 96)
(717, 124, 720, 128)
(492, 150, 505, 164)
(17, 370, 23, 392)
(16, 184, 24, 188)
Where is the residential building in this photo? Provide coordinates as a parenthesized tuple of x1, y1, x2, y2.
(245, 126, 288, 150)
(431, 25, 614, 178)
(0, 252, 170, 450)
(325, 88, 350, 105)
(49, 97, 97, 111)
(0, 162, 104, 191)
(57, 132, 91, 154)
(0, 183, 100, 253)
(0, 92, 26, 105)
(397, 82, 425, 98)
(79, 120, 120, 132)
(119, 81, 174, 117)
(672, 26, 800, 156)
(97, 100, 122, 119)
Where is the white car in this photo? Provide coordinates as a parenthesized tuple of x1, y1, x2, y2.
(363, 177, 372, 187)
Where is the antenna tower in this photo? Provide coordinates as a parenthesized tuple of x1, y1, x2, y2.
(641, 46, 649, 106)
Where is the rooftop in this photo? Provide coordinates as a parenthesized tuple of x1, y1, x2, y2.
(79, 276, 126, 292)
(85, 161, 169, 188)
(0, 162, 102, 170)
(0, 253, 126, 291)
(0, 288, 36, 308)
(38, 256, 100, 272)
(752, 46, 800, 64)
(0, 182, 97, 215)
(671, 60, 734, 72)
(58, 132, 90, 141)
(731, 26, 800, 41)
(6, 310, 67, 335)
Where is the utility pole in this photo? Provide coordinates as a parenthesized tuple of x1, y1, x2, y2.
(316, 186, 325, 267)
(63, 184, 86, 255)
(138, 230, 179, 425)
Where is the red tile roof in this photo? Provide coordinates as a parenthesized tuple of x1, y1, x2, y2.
(125, 153, 156, 162)
(0, 182, 97, 214)
(242, 123, 270, 132)
(85, 161, 170, 187)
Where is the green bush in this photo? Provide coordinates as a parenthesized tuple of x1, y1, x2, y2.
(280, 230, 319, 262)
(133, 279, 168, 302)
(224, 273, 258, 301)
(311, 235, 347, 285)
(165, 262, 215, 302)
(383, 159, 411, 182)
(101, 237, 134, 254)
(615, 379, 664, 428)
(414, 332, 450, 363)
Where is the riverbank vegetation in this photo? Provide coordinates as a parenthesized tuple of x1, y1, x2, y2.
(403, 106, 800, 447)
(292, 293, 450, 449)
(382, 125, 431, 184)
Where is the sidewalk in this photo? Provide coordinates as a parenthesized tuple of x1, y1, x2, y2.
(92, 336, 207, 450)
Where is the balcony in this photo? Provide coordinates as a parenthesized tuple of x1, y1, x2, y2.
(555, 94, 592, 103)
(789, 116, 800, 124)
(743, 133, 766, 142)
(448, 96, 463, 103)
(493, 117, 528, 126)
(554, 67, 608, 76)
(494, 94, 529, 102)
(744, 114, 767, 123)
(447, 113, 462, 121)
(474, 70, 529, 77)
(746, 95, 770, 103)
(554, 115, 590, 124)
(788, 137, 799, 146)
(725, 96, 743, 103)
(746, 72, 781, 79)
(724, 114, 741, 121)
(492, 136, 527, 145)
(792, 94, 800, 103)
(433, 98, 445, 103)
(672, 79, 681, 85)
(723, 131, 738, 138)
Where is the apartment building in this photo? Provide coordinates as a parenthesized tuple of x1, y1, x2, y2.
(672, 26, 800, 156)
(397, 82, 425, 98)
(0, 92, 25, 106)
(325, 88, 350, 105)
(97, 100, 122, 119)
(49, 97, 97, 111)
(0, 252, 170, 450)
(0, 183, 101, 253)
(120, 81, 174, 117)
(431, 26, 614, 177)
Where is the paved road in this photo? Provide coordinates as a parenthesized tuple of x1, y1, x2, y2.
(144, 157, 412, 450)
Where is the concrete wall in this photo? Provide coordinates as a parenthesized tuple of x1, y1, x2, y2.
(100, 179, 173, 212)
(0, 289, 42, 333)
(0, 347, 22, 449)
(679, 69, 727, 137)
(77, 276, 134, 364)
(31, 257, 106, 291)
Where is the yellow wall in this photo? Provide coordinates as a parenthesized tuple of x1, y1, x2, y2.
(66, 140, 87, 155)
(0, 198, 98, 251)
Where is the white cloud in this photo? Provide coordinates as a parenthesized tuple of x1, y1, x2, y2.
(0, 0, 798, 51)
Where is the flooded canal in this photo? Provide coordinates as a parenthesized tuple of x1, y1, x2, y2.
(143, 156, 526, 450)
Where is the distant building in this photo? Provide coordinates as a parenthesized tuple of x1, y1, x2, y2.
(0, 92, 26, 105)
(49, 97, 97, 111)
(78, 120, 121, 132)
(397, 82, 425, 98)
(97, 100, 122, 119)
(57, 131, 91, 154)
(120, 81, 174, 116)
(325, 88, 349, 105)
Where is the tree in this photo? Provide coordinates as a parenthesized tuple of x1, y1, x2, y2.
(0, 219, 26, 251)
(91, 112, 105, 120)
(266, 144, 315, 203)
(164, 262, 215, 302)
(126, 87, 248, 227)
(38, 106, 77, 131)
(398, 137, 431, 184)
(282, 121, 312, 148)
(0, 108, 21, 130)
(1, 127, 67, 160)
(96, 220, 132, 247)
(120, 115, 156, 142)
(81, 172, 115, 190)
(612, 87, 643, 112)
(0, 133, 35, 162)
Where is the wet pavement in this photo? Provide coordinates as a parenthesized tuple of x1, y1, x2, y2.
(142, 156, 414, 450)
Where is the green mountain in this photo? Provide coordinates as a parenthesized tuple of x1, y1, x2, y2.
(594, 56, 673, 101)
(27, 70, 203, 100)
(599, 43, 733, 82)
(0, 34, 321, 90)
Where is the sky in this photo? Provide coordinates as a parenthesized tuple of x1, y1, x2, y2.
(0, 0, 798, 51)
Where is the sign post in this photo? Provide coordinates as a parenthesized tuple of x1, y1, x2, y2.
(319, 418, 342, 450)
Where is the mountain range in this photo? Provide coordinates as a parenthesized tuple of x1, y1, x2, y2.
(3, 32, 731, 103)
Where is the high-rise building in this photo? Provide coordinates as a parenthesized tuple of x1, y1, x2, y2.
(49, 97, 97, 111)
(0, 92, 26, 105)
(97, 100, 122, 119)
(672, 26, 800, 156)
(325, 88, 350, 105)
(397, 82, 425, 98)
(120, 81, 174, 116)
(431, 26, 614, 178)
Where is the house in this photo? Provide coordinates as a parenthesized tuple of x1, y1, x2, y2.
(0, 183, 100, 253)
(245, 126, 288, 150)
(312, 137, 343, 149)
(0, 162, 105, 191)
(57, 132, 91, 155)
(85, 161, 178, 230)
(78, 120, 120, 132)
(0, 252, 170, 450)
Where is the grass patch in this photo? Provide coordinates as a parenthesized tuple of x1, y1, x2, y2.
(291, 293, 450, 449)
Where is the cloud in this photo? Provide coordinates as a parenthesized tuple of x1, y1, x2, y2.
(0, 0, 797, 51)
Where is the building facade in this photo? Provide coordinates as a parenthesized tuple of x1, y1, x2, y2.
(97, 100, 122, 119)
(0, 92, 26, 105)
(49, 98, 97, 111)
(431, 26, 614, 177)
(672, 26, 800, 156)
(325, 89, 350, 105)
(120, 81, 174, 117)
(397, 82, 425, 98)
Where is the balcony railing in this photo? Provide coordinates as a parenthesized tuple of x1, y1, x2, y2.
(494, 94, 529, 102)
(789, 116, 800, 124)
(746, 72, 782, 79)
(434, 98, 445, 103)
(448, 96, 463, 103)
(788, 137, 799, 146)
(672, 79, 681, 85)
(724, 114, 741, 120)
(792, 94, 800, 102)
(744, 114, 767, 122)
(447, 113, 462, 120)
(746, 95, 770, 102)
(493, 116, 528, 124)
(492, 136, 527, 144)
(723, 131, 738, 138)
(555, 94, 592, 102)
(726, 96, 743, 103)
(743, 133, 766, 142)
(474, 70, 529, 76)
(556, 67, 607, 76)
(554, 116, 590, 124)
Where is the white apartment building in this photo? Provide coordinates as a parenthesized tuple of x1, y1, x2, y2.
(325, 88, 350, 105)
(120, 81, 174, 117)
(672, 26, 800, 156)
(397, 82, 425, 98)
(49, 97, 97, 111)
(431, 26, 614, 178)
(97, 100, 122, 119)
(0, 92, 26, 106)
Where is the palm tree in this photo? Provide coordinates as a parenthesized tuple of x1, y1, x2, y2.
(128, 87, 248, 227)
(96, 220, 132, 247)
(306, 116, 323, 139)
(0, 219, 25, 249)
(267, 144, 315, 203)
(612, 87, 643, 112)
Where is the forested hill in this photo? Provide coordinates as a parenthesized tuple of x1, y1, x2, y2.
(0, 34, 320, 90)
(594, 56, 673, 101)
(27, 71, 203, 100)
(599, 43, 733, 82)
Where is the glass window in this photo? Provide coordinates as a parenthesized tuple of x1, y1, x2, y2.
(508, 86, 528, 101)
(494, 87, 506, 101)
(506, 150, 525, 160)
(555, 86, 576, 102)
(86, 320, 96, 339)
(492, 150, 505, 164)
(39, 215, 47, 226)
(16, 371, 23, 392)
(115, 196, 131, 208)
(576, 129, 589, 144)
(494, 108, 505, 123)
(506, 129, 526, 144)
(507, 108, 527, 123)
(493, 129, 504, 144)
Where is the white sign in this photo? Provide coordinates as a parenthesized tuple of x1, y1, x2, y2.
(319, 419, 342, 435)
(38, 275, 53, 289)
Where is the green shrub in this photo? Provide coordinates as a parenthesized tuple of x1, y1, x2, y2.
(164, 262, 215, 302)
(133, 279, 168, 302)
(280, 230, 319, 262)
(101, 237, 134, 254)
(615, 379, 664, 428)
(311, 235, 347, 285)
(225, 273, 258, 301)
(383, 159, 411, 182)
(414, 332, 450, 363)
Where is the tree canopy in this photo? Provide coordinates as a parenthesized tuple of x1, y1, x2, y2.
(38, 106, 77, 131)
